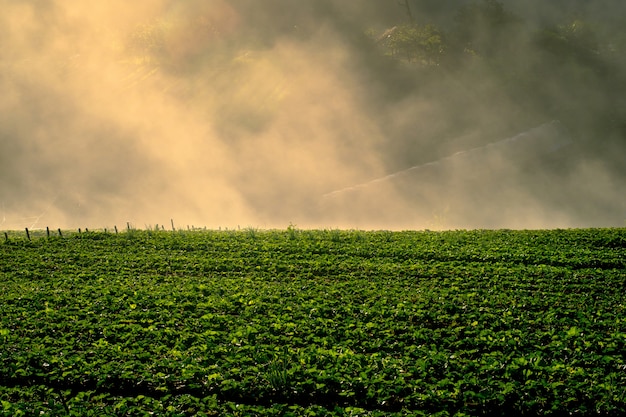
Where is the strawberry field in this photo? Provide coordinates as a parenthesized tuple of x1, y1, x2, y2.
(1, 228, 625, 416)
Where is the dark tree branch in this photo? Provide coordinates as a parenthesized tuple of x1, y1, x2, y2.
(398, 0, 415, 23)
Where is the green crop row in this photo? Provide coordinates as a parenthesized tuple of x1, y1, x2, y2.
(1, 228, 625, 416)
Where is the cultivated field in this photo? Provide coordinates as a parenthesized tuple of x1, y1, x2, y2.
(1, 228, 625, 416)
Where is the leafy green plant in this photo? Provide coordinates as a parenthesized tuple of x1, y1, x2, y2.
(1, 227, 625, 415)
(286, 223, 299, 240)
(265, 353, 290, 393)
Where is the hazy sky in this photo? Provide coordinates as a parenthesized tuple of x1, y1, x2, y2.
(1, 1, 624, 230)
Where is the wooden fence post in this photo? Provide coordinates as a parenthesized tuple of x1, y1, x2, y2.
(46, 227, 50, 238)
(25, 228, 30, 241)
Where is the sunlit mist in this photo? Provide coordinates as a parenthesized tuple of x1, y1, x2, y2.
(2, 0, 625, 230)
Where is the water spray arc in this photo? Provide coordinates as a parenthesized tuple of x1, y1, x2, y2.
(318, 121, 608, 230)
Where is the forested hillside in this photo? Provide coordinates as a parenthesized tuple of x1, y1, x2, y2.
(97, 0, 626, 170)
(1, 0, 624, 229)
(368, 0, 626, 169)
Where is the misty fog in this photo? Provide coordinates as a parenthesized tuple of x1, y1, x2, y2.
(1, 0, 625, 230)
